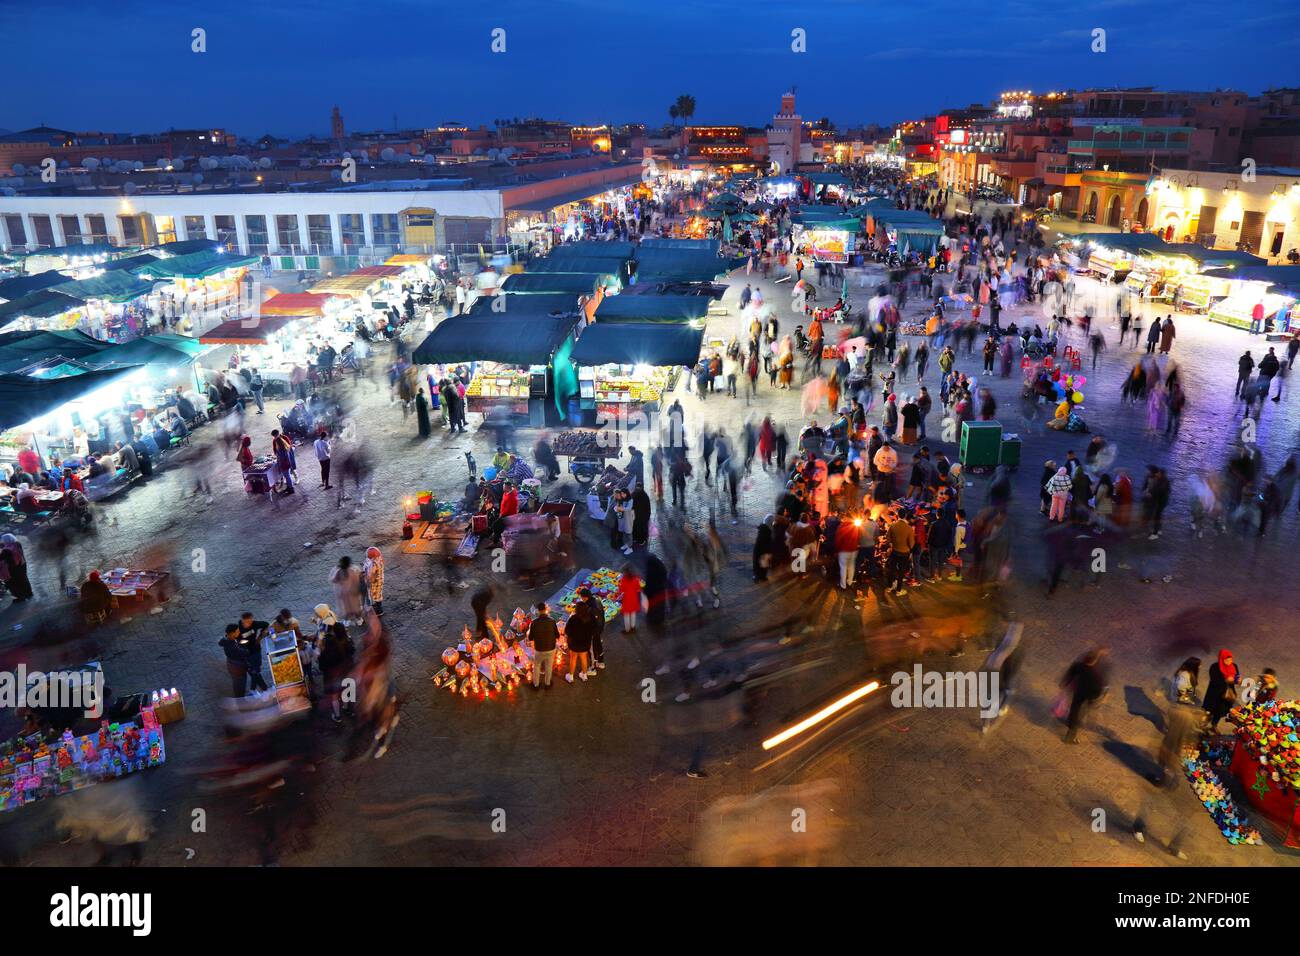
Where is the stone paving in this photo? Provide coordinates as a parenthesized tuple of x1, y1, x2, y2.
(2, 244, 1299, 867)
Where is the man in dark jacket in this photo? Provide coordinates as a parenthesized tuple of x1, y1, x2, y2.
(219, 624, 249, 698)
(1063, 647, 1110, 743)
(576, 587, 606, 670)
(528, 603, 559, 689)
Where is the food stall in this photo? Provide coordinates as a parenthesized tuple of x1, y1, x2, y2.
(132, 249, 259, 319)
(1201, 265, 1300, 333)
(1171, 272, 1228, 313)
(569, 321, 704, 424)
(412, 302, 583, 427)
(262, 629, 311, 716)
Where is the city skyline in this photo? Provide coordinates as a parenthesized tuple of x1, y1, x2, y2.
(5, 0, 1297, 137)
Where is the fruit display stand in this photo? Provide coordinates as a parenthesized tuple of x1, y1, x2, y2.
(0, 707, 166, 813)
(1228, 700, 1300, 847)
(465, 364, 532, 416)
(262, 630, 311, 716)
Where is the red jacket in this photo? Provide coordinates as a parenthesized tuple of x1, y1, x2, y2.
(500, 489, 519, 517)
(834, 521, 859, 554)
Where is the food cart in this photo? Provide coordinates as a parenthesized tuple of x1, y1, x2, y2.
(262, 630, 311, 716)
(551, 428, 622, 485)
(1172, 272, 1226, 313)
(464, 363, 547, 417)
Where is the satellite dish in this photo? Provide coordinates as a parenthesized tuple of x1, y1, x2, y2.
(171, 158, 185, 171)
(424, 154, 437, 165)
(487, 148, 500, 160)
(123, 181, 138, 194)
(381, 147, 396, 162)
(157, 158, 169, 168)
(11, 163, 25, 175)
(82, 158, 100, 169)
(331, 168, 343, 180)
(0, 187, 15, 197)
(192, 173, 204, 185)
(258, 157, 272, 169)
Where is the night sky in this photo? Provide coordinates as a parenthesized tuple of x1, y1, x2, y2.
(5, 0, 1298, 136)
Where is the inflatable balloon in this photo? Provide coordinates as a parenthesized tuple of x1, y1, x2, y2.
(1074, 376, 1086, 386)
(1072, 391, 1084, 404)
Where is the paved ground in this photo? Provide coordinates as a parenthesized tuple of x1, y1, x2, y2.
(2, 246, 1299, 867)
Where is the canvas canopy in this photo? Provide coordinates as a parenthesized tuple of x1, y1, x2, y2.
(571, 322, 704, 368)
(413, 313, 580, 366)
(0, 329, 114, 364)
(0, 290, 86, 327)
(199, 314, 305, 345)
(500, 273, 610, 295)
(133, 250, 258, 280)
(593, 294, 708, 324)
(53, 271, 157, 303)
(0, 365, 141, 431)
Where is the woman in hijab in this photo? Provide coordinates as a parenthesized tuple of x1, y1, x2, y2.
(1203, 649, 1240, 728)
(0, 534, 32, 603)
(235, 434, 254, 473)
(415, 388, 431, 438)
(752, 515, 774, 582)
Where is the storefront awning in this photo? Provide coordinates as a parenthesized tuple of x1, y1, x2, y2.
(571, 322, 704, 368)
(0, 328, 113, 363)
(351, 265, 405, 277)
(593, 294, 708, 324)
(529, 257, 625, 276)
(199, 314, 305, 345)
(101, 254, 161, 273)
(0, 365, 142, 431)
(413, 313, 581, 366)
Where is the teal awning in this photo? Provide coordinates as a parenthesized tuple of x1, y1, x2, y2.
(134, 250, 259, 279)
(500, 272, 611, 295)
(571, 322, 704, 368)
(594, 294, 708, 324)
(54, 271, 157, 303)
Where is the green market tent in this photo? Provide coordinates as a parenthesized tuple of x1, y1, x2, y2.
(101, 254, 161, 273)
(571, 322, 704, 368)
(464, 293, 580, 318)
(640, 238, 722, 254)
(547, 240, 635, 259)
(152, 238, 222, 257)
(0, 271, 70, 300)
(528, 257, 626, 277)
(412, 313, 581, 366)
(804, 172, 851, 187)
(1089, 234, 1266, 269)
(0, 329, 113, 364)
(500, 272, 613, 295)
(0, 290, 86, 328)
(89, 334, 208, 371)
(133, 250, 259, 279)
(0, 364, 142, 431)
(593, 294, 708, 324)
(54, 271, 157, 303)
(632, 247, 736, 283)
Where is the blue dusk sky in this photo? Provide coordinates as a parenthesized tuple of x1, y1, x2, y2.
(2, 0, 1298, 136)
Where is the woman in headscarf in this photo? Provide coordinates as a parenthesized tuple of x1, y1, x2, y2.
(415, 387, 431, 438)
(1202, 649, 1240, 728)
(0, 534, 32, 603)
(752, 515, 774, 582)
(330, 556, 365, 626)
(364, 547, 385, 617)
(235, 434, 254, 473)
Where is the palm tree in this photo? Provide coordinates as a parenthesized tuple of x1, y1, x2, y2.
(673, 94, 696, 128)
(668, 103, 680, 126)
